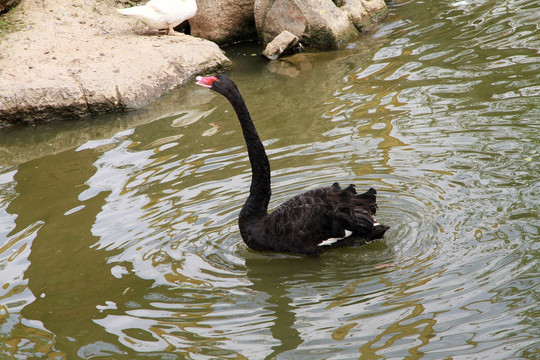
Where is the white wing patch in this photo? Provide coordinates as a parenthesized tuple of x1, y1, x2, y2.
(318, 230, 353, 247)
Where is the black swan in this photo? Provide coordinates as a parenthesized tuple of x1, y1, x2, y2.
(196, 74, 389, 254)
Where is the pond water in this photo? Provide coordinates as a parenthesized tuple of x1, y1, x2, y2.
(1, 0, 539, 359)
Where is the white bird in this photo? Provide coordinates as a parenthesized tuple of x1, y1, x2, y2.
(117, 0, 197, 36)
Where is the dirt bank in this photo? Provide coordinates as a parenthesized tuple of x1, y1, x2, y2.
(0, 0, 231, 127)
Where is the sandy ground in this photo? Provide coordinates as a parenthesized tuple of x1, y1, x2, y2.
(0, 0, 231, 126)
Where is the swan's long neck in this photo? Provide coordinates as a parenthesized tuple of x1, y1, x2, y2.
(226, 90, 271, 219)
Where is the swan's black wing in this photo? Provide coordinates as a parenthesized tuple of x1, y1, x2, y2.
(261, 182, 389, 254)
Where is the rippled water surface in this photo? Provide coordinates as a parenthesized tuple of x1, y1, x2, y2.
(1, 0, 539, 358)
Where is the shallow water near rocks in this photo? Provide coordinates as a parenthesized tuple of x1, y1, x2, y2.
(1, 0, 539, 359)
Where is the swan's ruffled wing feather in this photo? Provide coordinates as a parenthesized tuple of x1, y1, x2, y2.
(261, 184, 386, 253)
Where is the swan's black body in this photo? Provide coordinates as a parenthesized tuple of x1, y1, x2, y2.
(196, 74, 389, 254)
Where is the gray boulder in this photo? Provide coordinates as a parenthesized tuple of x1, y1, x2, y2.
(338, 0, 388, 30)
(255, 0, 388, 49)
(338, 0, 371, 29)
(262, 30, 299, 60)
(190, 0, 256, 44)
(358, 0, 388, 22)
(255, 0, 358, 49)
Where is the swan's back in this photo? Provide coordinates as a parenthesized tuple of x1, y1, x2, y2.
(243, 182, 389, 254)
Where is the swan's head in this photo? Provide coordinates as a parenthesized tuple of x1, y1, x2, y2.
(196, 74, 238, 98)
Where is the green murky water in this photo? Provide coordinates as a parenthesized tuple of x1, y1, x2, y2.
(1, 0, 539, 359)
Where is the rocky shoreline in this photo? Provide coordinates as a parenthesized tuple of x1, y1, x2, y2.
(0, 0, 388, 127)
(0, 0, 230, 127)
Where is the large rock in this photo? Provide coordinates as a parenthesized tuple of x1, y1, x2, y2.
(255, 0, 388, 49)
(262, 30, 299, 60)
(0, 0, 231, 126)
(0, 0, 20, 13)
(255, 0, 358, 49)
(335, 0, 388, 30)
(339, 0, 371, 29)
(190, 0, 256, 45)
(0, 36, 229, 125)
(358, 0, 388, 22)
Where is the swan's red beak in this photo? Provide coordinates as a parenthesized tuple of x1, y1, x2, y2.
(196, 76, 218, 88)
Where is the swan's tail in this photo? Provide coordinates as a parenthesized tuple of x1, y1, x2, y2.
(365, 224, 390, 242)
